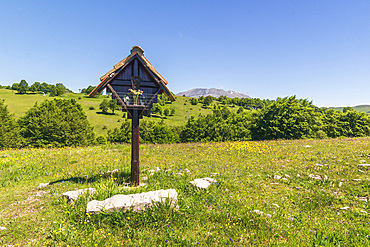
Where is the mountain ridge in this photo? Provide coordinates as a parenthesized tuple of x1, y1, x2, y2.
(176, 88, 250, 98)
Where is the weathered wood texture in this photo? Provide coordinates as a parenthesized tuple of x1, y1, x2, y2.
(89, 46, 175, 186)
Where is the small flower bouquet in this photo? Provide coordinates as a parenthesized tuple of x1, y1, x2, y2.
(129, 89, 143, 105)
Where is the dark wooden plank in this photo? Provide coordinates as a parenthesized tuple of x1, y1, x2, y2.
(139, 88, 161, 117)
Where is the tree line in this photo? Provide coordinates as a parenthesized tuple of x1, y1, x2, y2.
(1, 95, 370, 149)
(0, 80, 70, 96)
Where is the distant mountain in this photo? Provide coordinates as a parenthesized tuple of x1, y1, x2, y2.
(176, 88, 250, 98)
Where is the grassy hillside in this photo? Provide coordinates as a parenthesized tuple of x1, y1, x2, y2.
(1, 138, 369, 246)
(331, 105, 370, 113)
(0, 89, 222, 136)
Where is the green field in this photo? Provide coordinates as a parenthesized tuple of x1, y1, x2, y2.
(0, 138, 369, 246)
(0, 89, 218, 136)
(331, 105, 370, 114)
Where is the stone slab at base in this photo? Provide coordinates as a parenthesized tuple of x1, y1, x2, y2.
(86, 189, 177, 214)
(190, 177, 216, 189)
(62, 188, 97, 202)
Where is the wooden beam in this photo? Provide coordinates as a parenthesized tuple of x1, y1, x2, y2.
(106, 84, 132, 118)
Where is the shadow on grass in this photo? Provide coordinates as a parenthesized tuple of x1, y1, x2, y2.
(96, 111, 116, 116)
(49, 170, 131, 186)
(148, 114, 167, 119)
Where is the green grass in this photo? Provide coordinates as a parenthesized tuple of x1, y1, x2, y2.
(331, 105, 370, 114)
(0, 89, 223, 136)
(1, 137, 370, 246)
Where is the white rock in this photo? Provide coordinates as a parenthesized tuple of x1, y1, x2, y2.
(358, 197, 368, 202)
(304, 145, 311, 148)
(315, 164, 326, 167)
(352, 179, 361, 181)
(297, 174, 301, 177)
(340, 206, 350, 210)
(308, 174, 322, 180)
(282, 178, 288, 181)
(38, 183, 49, 189)
(272, 203, 280, 208)
(339, 182, 343, 187)
(359, 169, 364, 173)
(359, 164, 370, 167)
(184, 169, 191, 174)
(86, 189, 177, 214)
(174, 172, 183, 176)
(359, 160, 366, 163)
(288, 217, 294, 221)
(251, 209, 271, 218)
(149, 167, 161, 174)
(284, 174, 290, 178)
(0, 226, 6, 230)
(35, 191, 47, 197)
(107, 169, 119, 174)
(270, 183, 279, 185)
(190, 177, 216, 189)
(274, 175, 282, 180)
(324, 175, 328, 180)
(62, 188, 96, 202)
(359, 210, 368, 214)
(251, 209, 264, 215)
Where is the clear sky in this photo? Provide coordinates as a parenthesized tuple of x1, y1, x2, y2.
(0, 0, 369, 107)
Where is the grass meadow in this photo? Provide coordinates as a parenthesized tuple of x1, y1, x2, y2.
(0, 137, 369, 246)
(0, 89, 218, 137)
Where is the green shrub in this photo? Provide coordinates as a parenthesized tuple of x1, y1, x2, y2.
(96, 135, 107, 145)
(180, 111, 252, 142)
(0, 100, 21, 148)
(107, 119, 180, 144)
(251, 96, 323, 140)
(18, 99, 95, 147)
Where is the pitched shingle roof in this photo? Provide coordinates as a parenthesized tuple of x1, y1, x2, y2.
(89, 46, 174, 101)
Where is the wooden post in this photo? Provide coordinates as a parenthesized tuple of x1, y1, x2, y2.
(131, 108, 140, 186)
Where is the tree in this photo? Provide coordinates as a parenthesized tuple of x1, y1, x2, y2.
(150, 103, 162, 116)
(30, 82, 42, 93)
(99, 99, 109, 113)
(170, 108, 175, 116)
(163, 108, 170, 116)
(108, 99, 120, 114)
(40, 82, 50, 93)
(81, 85, 95, 94)
(237, 107, 244, 114)
(0, 100, 21, 148)
(203, 96, 214, 107)
(18, 99, 95, 147)
(55, 83, 66, 96)
(17, 80, 29, 94)
(11, 83, 19, 91)
(251, 96, 324, 140)
(190, 98, 198, 105)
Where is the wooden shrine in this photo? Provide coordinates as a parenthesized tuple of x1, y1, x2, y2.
(89, 46, 175, 185)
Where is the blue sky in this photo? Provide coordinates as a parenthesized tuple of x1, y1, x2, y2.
(0, 1, 369, 107)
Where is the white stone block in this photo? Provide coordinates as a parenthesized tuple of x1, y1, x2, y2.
(190, 177, 216, 189)
(359, 164, 370, 167)
(38, 183, 49, 189)
(62, 188, 96, 202)
(86, 189, 177, 214)
(308, 174, 322, 180)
